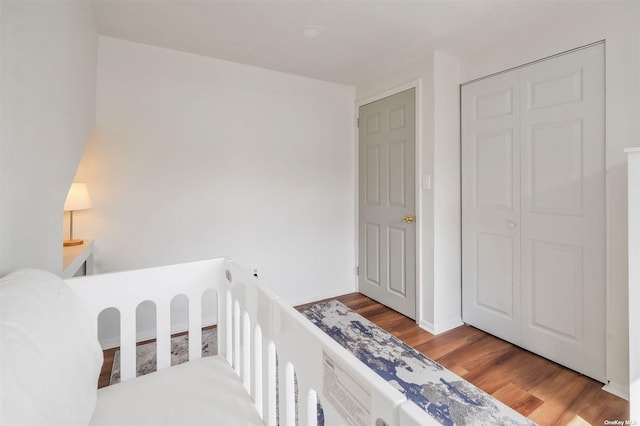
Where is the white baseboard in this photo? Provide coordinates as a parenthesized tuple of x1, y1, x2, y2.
(288, 288, 355, 307)
(632, 379, 639, 420)
(602, 380, 630, 401)
(99, 316, 218, 350)
(419, 317, 463, 335)
(419, 320, 436, 334)
(99, 336, 121, 350)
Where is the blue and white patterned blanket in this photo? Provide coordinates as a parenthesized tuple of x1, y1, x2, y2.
(298, 300, 536, 426)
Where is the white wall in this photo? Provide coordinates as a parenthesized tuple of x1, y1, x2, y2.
(357, 1, 639, 396)
(432, 52, 462, 332)
(0, 1, 98, 276)
(627, 148, 640, 418)
(75, 37, 356, 308)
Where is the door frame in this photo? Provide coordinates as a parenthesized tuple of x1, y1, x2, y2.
(355, 79, 422, 324)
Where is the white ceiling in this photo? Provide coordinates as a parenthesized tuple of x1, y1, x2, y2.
(92, 1, 604, 86)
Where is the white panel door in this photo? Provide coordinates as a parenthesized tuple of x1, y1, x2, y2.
(462, 71, 522, 343)
(519, 44, 605, 381)
(359, 88, 416, 319)
(462, 43, 605, 381)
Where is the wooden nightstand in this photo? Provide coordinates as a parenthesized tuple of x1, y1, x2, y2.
(62, 239, 94, 278)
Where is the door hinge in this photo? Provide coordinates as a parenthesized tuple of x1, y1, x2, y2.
(357, 117, 360, 128)
(356, 266, 360, 276)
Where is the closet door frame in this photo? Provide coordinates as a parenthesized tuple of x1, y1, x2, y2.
(461, 41, 606, 382)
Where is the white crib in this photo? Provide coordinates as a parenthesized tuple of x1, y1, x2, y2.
(0, 258, 437, 426)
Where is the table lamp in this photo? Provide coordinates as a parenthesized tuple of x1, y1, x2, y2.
(63, 183, 92, 247)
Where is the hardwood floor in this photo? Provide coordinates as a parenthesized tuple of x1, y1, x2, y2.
(330, 292, 629, 426)
(98, 346, 118, 389)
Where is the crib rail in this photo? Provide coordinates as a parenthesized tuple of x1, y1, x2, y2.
(224, 260, 439, 426)
(67, 258, 438, 425)
(65, 258, 228, 382)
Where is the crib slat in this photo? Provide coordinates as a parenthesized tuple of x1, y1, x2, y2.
(188, 293, 202, 361)
(233, 300, 240, 374)
(242, 311, 251, 392)
(253, 326, 264, 418)
(156, 302, 171, 370)
(306, 390, 318, 426)
(224, 291, 233, 365)
(120, 309, 136, 381)
(266, 342, 278, 426)
(284, 363, 296, 426)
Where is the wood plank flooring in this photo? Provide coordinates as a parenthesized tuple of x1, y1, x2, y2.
(330, 293, 629, 426)
(98, 346, 118, 389)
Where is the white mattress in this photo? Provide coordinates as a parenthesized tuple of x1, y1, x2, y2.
(91, 356, 263, 426)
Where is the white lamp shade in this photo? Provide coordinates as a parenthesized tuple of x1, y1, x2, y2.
(64, 183, 93, 211)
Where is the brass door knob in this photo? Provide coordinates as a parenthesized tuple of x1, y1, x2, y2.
(403, 215, 415, 224)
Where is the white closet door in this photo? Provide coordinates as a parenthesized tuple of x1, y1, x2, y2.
(462, 43, 605, 381)
(519, 44, 605, 381)
(462, 70, 522, 344)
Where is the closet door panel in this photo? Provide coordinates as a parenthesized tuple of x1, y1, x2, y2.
(462, 71, 522, 343)
(519, 43, 605, 381)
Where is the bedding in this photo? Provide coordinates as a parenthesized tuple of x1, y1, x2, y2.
(92, 357, 262, 426)
(0, 270, 103, 426)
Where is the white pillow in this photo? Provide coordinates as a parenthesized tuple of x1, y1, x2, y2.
(0, 269, 103, 425)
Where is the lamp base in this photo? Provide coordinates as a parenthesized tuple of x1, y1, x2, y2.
(63, 239, 84, 247)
